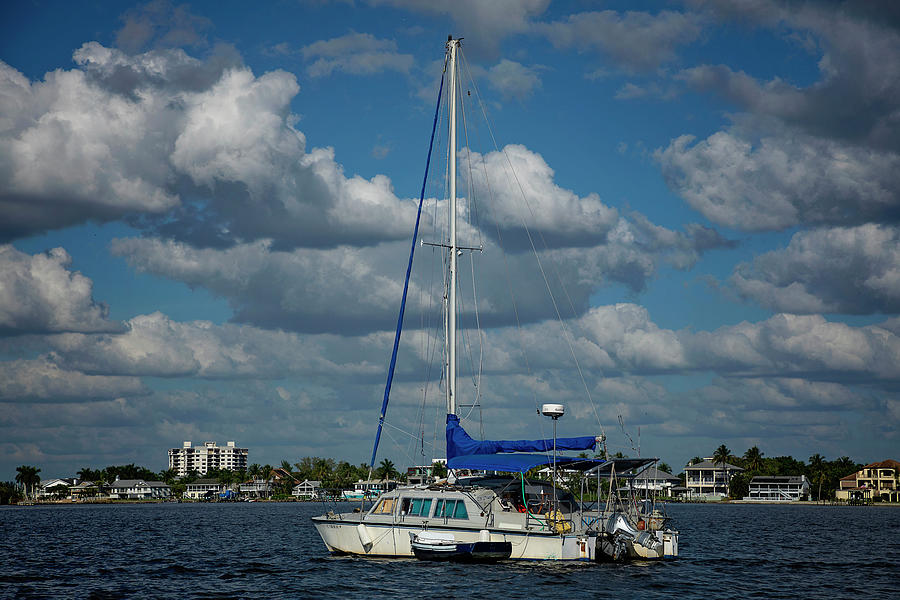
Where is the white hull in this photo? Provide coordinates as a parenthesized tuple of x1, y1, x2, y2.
(312, 515, 598, 561)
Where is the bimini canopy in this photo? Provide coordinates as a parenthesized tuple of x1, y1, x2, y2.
(446, 414, 603, 474)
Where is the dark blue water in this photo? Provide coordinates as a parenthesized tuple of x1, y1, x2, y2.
(1, 502, 898, 599)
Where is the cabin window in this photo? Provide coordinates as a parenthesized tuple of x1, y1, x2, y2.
(401, 498, 432, 517)
(433, 498, 468, 519)
(373, 497, 395, 514)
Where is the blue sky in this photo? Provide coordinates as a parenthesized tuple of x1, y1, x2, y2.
(2, 0, 899, 480)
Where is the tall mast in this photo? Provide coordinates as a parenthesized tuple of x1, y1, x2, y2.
(447, 36, 459, 417)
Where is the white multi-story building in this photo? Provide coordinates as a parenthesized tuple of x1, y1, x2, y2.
(108, 479, 172, 500)
(168, 441, 248, 476)
(683, 458, 744, 500)
(184, 479, 225, 500)
(626, 466, 680, 495)
(743, 475, 809, 502)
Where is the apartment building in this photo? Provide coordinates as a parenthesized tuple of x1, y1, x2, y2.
(168, 440, 248, 476)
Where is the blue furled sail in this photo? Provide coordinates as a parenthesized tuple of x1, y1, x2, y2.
(446, 414, 597, 459)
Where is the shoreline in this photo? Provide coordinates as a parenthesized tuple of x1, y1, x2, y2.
(8, 498, 900, 508)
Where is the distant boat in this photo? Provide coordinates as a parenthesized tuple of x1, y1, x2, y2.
(311, 36, 679, 562)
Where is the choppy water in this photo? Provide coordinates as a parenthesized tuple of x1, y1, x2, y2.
(1, 502, 898, 599)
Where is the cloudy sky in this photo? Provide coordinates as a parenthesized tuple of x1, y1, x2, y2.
(2, 0, 899, 479)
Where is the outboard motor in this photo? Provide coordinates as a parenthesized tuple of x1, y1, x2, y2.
(597, 512, 663, 560)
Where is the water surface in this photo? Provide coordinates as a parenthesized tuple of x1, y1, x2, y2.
(1, 502, 897, 599)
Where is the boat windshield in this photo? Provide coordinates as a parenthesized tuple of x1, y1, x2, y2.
(371, 497, 396, 515)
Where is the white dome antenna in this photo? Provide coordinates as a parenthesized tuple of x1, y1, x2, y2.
(541, 403, 565, 419)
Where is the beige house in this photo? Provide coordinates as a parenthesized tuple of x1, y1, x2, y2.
(835, 459, 900, 502)
(683, 458, 744, 500)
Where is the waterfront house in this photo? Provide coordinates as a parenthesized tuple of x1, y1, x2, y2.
(626, 466, 680, 495)
(835, 459, 900, 502)
(37, 478, 79, 499)
(683, 458, 744, 500)
(185, 478, 225, 500)
(240, 479, 272, 498)
(292, 480, 322, 500)
(108, 479, 172, 500)
(70, 480, 101, 500)
(743, 475, 809, 502)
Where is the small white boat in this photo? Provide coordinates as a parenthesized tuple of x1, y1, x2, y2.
(410, 531, 512, 562)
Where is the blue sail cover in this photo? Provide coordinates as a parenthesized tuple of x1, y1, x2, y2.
(446, 414, 599, 472)
(449, 453, 603, 474)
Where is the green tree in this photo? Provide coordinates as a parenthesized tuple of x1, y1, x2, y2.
(158, 469, 178, 484)
(833, 456, 856, 475)
(764, 455, 806, 476)
(0, 481, 23, 505)
(261, 465, 274, 498)
(15, 465, 41, 500)
(743, 446, 764, 473)
(376, 459, 398, 481)
(431, 461, 448, 479)
(729, 472, 751, 499)
(712, 445, 732, 498)
(808, 453, 826, 501)
(77, 467, 101, 482)
(232, 468, 247, 486)
(171, 481, 187, 498)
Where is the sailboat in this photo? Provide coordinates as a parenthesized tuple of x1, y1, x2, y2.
(311, 36, 679, 562)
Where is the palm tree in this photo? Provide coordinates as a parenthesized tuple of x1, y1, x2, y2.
(834, 456, 856, 476)
(431, 461, 447, 479)
(743, 446, 764, 473)
(376, 459, 398, 482)
(313, 458, 335, 482)
(158, 469, 178, 484)
(77, 467, 100, 482)
(15, 465, 41, 500)
(712, 445, 732, 498)
(808, 453, 826, 502)
(261, 465, 274, 498)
